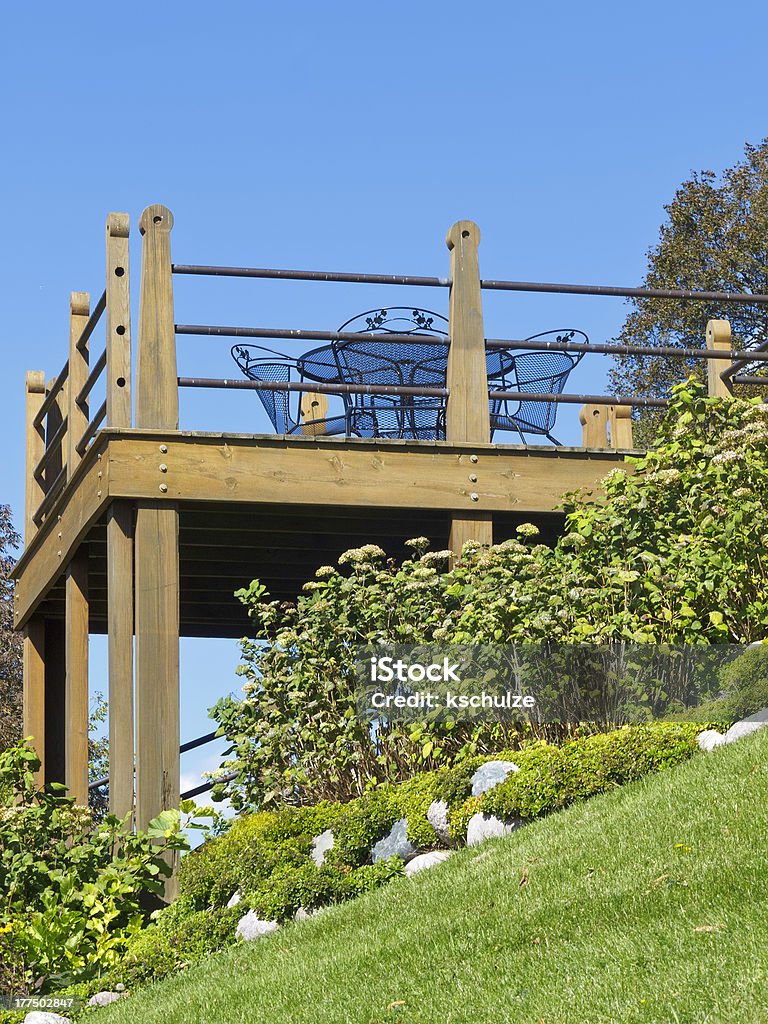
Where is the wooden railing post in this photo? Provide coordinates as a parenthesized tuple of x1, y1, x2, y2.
(706, 319, 732, 398)
(608, 404, 634, 448)
(106, 214, 132, 428)
(105, 213, 135, 822)
(25, 372, 46, 543)
(68, 293, 90, 474)
(579, 403, 608, 447)
(135, 205, 180, 860)
(445, 220, 492, 555)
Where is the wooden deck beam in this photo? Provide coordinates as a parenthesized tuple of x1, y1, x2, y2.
(13, 430, 635, 630)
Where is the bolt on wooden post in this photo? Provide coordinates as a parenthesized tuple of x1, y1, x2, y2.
(445, 221, 492, 557)
(134, 206, 181, 872)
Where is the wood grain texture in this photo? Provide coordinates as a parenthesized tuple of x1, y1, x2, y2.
(25, 372, 46, 543)
(105, 435, 622, 513)
(13, 452, 109, 628)
(300, 392, 329, 435)
(106, 214, 132, 428)
(579, 404, 608, 447)
(23, 617, 46, 784)
(706, 320, 733, 399)
(134, 504, 180, 835)
(136, 206, 177, 429)
(65, 553, 89, 805)
(608, 405, 633, 449)
(108, 501, 135, 823)
(445, 221, 490, 444)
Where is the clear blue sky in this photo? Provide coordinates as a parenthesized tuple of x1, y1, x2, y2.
(2, 0, 768, 793)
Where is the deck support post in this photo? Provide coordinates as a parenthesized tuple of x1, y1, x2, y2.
(706, 320, 733, 398)
(135, 207, 180, 879)
(445, 221, 492, 556)
(23, 618, 46, 783)
(108, 502, 135, 823)
(65, 553, 89, 805)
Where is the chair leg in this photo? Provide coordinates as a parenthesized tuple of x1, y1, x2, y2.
(545, 431, 562, 445)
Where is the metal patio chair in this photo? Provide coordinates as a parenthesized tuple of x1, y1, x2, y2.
(332, 308, 449, 439)
(231, 344, 347, 435)
(489, 330, 588, 444)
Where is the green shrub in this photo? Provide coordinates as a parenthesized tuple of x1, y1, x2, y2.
(212, 384, 768, 812)
(0, 743, 211, 994)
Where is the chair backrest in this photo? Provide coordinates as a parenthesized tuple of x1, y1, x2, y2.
(490, 330, 588, 438)
(231, 344, 296, 434)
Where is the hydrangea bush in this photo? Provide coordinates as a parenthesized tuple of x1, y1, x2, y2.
(211, 382, 768, 810)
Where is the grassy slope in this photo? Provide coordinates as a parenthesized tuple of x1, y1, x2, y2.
(97, 732, 768, 1024)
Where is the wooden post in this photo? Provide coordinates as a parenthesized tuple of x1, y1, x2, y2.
(579, 404, 608, 447)
(608, 405, 634, 449)
(23, 618, 45, 784)
(445, 220, 492, 555)
(135, 205, 180, 852)
(106, 214, 132, 428)
(44, 620, 66, 787)
(25, 371, 46, 543)
(68, 293, 90, 474)
(65, 553, 89, 805)
(108, 503, 135, 823)
(706, 319, 732, 399)
(300, 392, 329, 435)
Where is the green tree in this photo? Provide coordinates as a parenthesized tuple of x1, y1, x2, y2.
(610, 139, 768, 444)
(0, 505, 22, 752)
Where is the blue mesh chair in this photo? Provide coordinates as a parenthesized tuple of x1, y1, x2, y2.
(333, 309, 449, 439)
(231, 344, 347, 435)
(489, 330, 588, 444)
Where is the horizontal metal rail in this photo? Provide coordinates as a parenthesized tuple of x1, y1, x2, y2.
(730, 374, 768, 386)
(75, 400, 107, 457)
(33, 465, 67, 526)
(76, 348, 107, 407)
(178, 377, 448, 398)
(722, 337, 768, 379)
(33, 361, 69, 429)
(75, 289, 107, 353)
(33, 417, 68, 484)
(181, 771, 237, 801)
(489, 390, 668, 409)
(176, 324, 448, 345)
(88, 730, 225, 793)
(485, 336, 768, 362)
(479, 279, 768, 303)
(172, 264, 449, 288)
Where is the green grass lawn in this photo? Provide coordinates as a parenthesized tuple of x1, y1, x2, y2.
(96, 731, 768, 1024)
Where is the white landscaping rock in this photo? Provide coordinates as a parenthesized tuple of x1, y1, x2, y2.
(426, 799, 451, 843)
(724, 718, 768, 744)
(88, 992, 125, 1008)
(226, 889, 242, 909)
(470, 760, 519, 797)
(311, 828, 335, 867)
(404, 850, 453, 877)
(697, 729, 727, 752)
(23, 1015, 72, 1024)
(466, 812, 522, 847)
(295, 906, 324, 921)
(235, 910, 280, 941)
(372, 818, 417, 863)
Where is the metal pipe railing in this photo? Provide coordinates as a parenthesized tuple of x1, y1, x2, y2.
(176, 324, 448, 345)
(75, 400, 107, 457)
(33, 361, 69, 429)
(76, 349, 107, 407)
(172, 264, 449, 288)
(479, 278, 768, 303)
(489, 390, 669, 409)
(178, 377, 448, 398)
(74, 289, 106, 353)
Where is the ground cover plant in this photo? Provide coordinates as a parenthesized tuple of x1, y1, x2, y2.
(98, 722, 702, 995)
(211, 382, 768, 809)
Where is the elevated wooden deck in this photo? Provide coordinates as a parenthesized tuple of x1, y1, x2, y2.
(26, 204, 742, 871)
